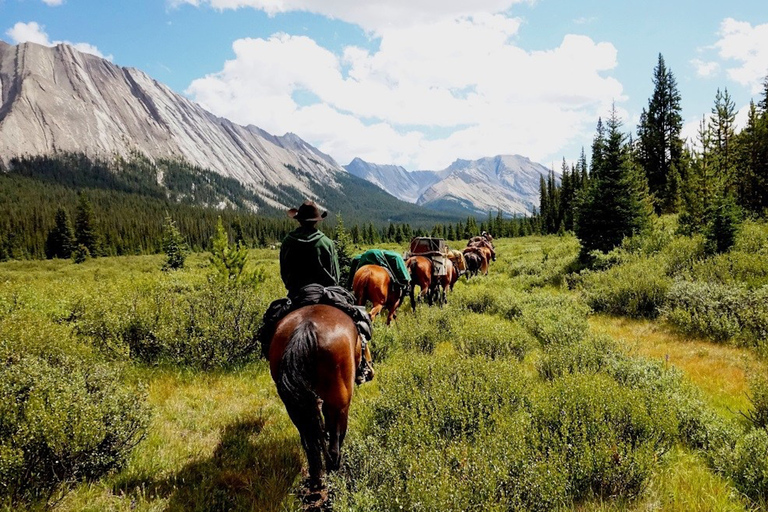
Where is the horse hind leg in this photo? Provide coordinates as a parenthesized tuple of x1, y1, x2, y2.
(369, 304, 384, 322)
(322, 403, 349, 471)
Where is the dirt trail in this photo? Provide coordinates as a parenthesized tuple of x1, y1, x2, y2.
(589, 315, 764, 418)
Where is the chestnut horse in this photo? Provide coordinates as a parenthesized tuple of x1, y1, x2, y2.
(463, 250, 484, 278)
(405, 256, 435, 310)
(463, 246, 489, 275)
(269, 304, 370, 489)
(352, 264, 406, 325)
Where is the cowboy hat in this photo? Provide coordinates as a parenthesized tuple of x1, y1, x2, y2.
(287, 200, 328, 222)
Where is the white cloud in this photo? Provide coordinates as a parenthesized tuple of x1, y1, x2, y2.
(169, 0, 530, 34)
(691, 58, 719, 78)
(5, 21, 111, 60)
(41, 0, 64, 6)
(712, 18, 768, 93)
(186, 14, 623, 170)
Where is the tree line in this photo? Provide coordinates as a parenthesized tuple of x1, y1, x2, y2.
(538, 54, 768, 257)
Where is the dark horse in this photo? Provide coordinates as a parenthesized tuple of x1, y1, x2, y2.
(406, 255, 436, 311)
(352, 264, 407, 325)
(269, 304, 370, 489)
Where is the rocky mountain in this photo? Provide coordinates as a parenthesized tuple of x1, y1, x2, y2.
(344, 157, 449, 203)
(0, 40, 378, 214)
(346, 155, 554, 216)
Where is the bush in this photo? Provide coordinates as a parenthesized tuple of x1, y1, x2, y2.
(579, 257, 671, 318)
(744, 374, 768, 429)
(520, 293, 590, 346)
(72, 276, 267, 369)
(452, 313, 535, 360)
(0, 315, 149, 503)
(727, 428, 768, 503)
(537, 334, 617, 380)
(663, 281, 768, 348)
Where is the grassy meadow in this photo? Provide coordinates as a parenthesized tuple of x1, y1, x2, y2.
(2, 218, 768, 511)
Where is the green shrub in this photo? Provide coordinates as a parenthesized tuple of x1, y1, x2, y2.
(727, 428, 768, 503)
(0, 315, 149, 503)
(663, 281, 768, 348)
(452, 313, 535, 360)
(72, 276, 267, 369)
(529, 373, 677, 500)
(579, 257, 671, 318)
(537, 334, 617, 380)
(744, 374, 768, 429)
(520, 293, 590, 346)
(369, 306, 454, 359)
(685, 251, 768, 289)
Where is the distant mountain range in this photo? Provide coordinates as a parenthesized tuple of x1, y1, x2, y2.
(345, 155, 554, 216)
(0, 39, 550, 221)
(0, 40, 459, 224)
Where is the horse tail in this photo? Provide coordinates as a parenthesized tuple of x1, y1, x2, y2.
(275, 321, 327, 479)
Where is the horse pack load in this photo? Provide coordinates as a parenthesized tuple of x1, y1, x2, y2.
(406, 237, 449, 277)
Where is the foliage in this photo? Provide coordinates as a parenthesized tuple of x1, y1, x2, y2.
(209, 217, 265, 286)
(662, 281, 768, 350)
(162, 213, 188, 270)
(725, 428, 768, 503)
(71, 244, 90, 264)
(74, 192, 100, 257)
(44, 207, 75, 259)
(333, 214, 354, 288)
(742, 374, 768, 429)
(704, 194, 742, 254)
(575, 106, 653, 257)
(579, 257, 671, 318)
(0, 313, 149, 504)
(636, 54, 684, 213)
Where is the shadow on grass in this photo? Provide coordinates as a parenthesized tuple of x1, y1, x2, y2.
(117, 418, 303, 512)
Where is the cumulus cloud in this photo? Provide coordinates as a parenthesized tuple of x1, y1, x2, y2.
(691, 58, 719, 77)
(5, 21, 111, 60)
(41, 0, 64, 6)
(169, 0, 529, 34)
(712, 18, 768, 93)
(187, 14, 624, 169)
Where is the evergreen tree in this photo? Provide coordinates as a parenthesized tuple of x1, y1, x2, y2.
(590, 118, 607, 179)
(74, 192, 99, 257)
(636, 54, 684, 213)
(333, 214, 354, 287)
(45, 207, 75, 259)
(710, 88, 737, 192)
(575, 106, 653, 257)
(162, 213, 188, 270)
(209, 217, 249, 283)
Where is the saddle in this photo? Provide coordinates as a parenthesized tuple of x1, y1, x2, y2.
(259, 284, 373, 370)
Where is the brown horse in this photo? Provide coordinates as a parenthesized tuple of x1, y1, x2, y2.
(463, 250, 484, 278)
(468, 239, 496, 261)
(406, 256, 435, 310)
(352, 264, 406, 325)
(463, 246, 489, 275)
(269, 304, 371, 489)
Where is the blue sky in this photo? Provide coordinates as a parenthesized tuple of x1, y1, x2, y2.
(2, 0, 767, 171)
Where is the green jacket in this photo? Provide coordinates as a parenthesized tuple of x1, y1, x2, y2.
(280, 226, 339, 295)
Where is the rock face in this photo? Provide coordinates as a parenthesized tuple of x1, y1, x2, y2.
(0, 41, 343, 210)
(346, 155, 554, 216)
(344, 157, 448, 203)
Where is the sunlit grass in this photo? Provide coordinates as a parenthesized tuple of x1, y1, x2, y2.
(589, 315, 762, 420)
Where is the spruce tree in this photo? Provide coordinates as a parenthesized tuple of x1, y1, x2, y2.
(636, 54, 684, 213)
(575, 106, 653, 257)
(162, 213, 188, 270)
(45, 207, 75, 259)
(710, 88, 737, 192)
(74, 192, 99, 257)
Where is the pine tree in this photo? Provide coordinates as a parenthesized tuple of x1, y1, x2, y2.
(636, 54, 684, 213)
(45, 207, 75, 259)
(710, 88, 737, 193)
(333, 214, 354, 287)
(162, 213, 188, 270)
(590, 118, 607, 179)
(209, 217, 249, 283)
(575, 105, 653, 257)
(74, 192, 99, 257)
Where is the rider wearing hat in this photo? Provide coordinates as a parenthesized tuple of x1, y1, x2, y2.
(280, 200, 339, 295)
(260, 199, 373, 384)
